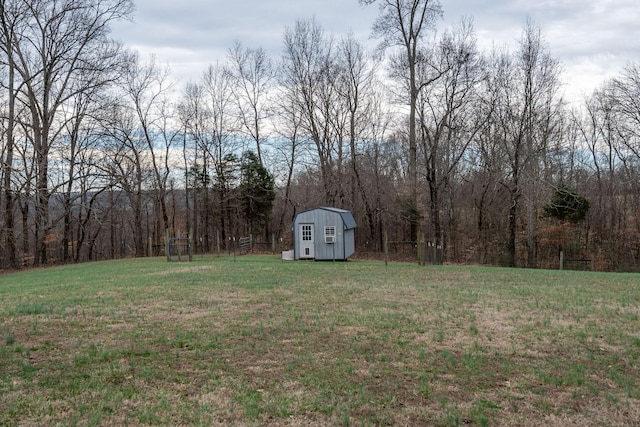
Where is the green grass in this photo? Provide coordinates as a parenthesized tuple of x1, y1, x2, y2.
(1, 255, 639, 426)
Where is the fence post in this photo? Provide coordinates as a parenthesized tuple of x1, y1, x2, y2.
(417, 230, 422, 266)
(559, 250, 564, 270)
(165, 229, 170, 262)
(384, 230, 388, 267)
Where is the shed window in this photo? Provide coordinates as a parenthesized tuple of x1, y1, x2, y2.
(302, 225, 312, 241)
(324, 226, 336, 243)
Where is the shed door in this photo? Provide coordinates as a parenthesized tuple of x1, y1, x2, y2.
(299, 224, 315, 259)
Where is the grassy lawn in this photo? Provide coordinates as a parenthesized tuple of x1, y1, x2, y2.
(1, 255, 639, 426)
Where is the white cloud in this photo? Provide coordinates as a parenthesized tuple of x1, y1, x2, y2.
(112, 0, 640, 99)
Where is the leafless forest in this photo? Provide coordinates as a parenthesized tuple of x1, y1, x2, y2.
(1, 0, 639, 271)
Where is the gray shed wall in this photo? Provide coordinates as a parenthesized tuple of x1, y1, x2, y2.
(292, 208, 356, 260)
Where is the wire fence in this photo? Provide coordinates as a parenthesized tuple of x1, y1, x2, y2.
(383, 239, 443, 265)
(167, 237, 192, 262)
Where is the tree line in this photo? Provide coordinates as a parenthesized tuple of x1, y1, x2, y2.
(1, 0, 639, 271)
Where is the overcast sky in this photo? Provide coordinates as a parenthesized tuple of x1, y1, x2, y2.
(111, 0, 640, 103)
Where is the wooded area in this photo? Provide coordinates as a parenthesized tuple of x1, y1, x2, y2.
(1, 0, 639, 271)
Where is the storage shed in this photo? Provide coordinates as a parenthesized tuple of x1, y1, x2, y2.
(291, 207, 357, 261)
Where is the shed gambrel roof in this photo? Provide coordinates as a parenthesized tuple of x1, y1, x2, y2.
(294, 207, 357, 230)
(321, 207, 357, 230)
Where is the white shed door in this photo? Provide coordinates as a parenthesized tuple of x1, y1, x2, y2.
(299, 224, 315, 259)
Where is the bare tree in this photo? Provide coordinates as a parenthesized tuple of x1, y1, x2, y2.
(611, 63, 640, 162)
(334, 32, 380, 238)
(201, 62, 241, 242)
(271, 81, 305, 237)
(578, 88, 617, 245)
(0, 0, 132, 265)
(487, 20, 563, 267)
(416, 18, 485, 254)
(281, 18, 343, 206)
(358, 87, 398, 250)
(177, 82, 203, 250)
(227, 41, 275, 165)
(99, 93, 151, 257)
(57, 90, 100, 262)
(52, 44, 127, 263)
(178, 64, 240, 249)
(0, 0, 28, 267)
(610, 64, 640, 267)
(122, 55, 179, 243)
(13, 120, 36, 263)
(575, 76, 640, 269)
(361, 0, 443, 239)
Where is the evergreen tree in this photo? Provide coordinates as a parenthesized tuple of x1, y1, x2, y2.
(544, 185, 590, 223)
(239, 151, 275, 235)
